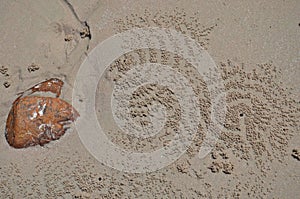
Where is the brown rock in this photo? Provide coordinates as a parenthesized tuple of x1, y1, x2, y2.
(5, 78, 79, 148)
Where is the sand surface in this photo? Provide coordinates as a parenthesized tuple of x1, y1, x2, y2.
(0, 0, 299, 198)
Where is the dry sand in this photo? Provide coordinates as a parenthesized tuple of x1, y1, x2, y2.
(0, 0, 299, 198)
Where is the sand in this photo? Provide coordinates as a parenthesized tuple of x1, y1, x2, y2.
(0, 0, 299, 198)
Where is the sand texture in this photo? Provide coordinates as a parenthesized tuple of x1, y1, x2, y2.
(0, 0, 299, 198)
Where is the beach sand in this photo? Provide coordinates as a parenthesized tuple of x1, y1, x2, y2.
(0, 0, 299, 198)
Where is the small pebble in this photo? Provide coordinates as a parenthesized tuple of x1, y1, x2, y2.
(3, 81, 10, 88)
